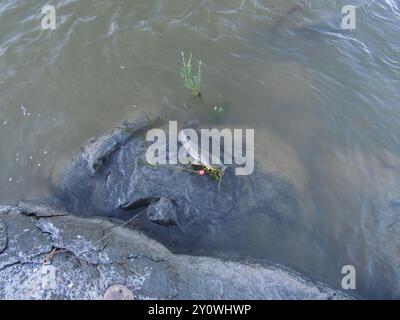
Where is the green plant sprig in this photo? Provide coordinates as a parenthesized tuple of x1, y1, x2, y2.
(180, 51, 202, 97)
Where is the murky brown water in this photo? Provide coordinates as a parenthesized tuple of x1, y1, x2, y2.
(0, 0, 399, 298)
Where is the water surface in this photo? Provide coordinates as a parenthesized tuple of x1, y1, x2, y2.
(0, 0, 399, 298)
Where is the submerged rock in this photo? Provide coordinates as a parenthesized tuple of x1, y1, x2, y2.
(0, 205, 350, 300)
(319, 150, 400, 299)
(52, 114, 305, 244)
(147, 197, 178, 226)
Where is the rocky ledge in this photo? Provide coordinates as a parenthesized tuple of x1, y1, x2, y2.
(0, 203, 349, 300)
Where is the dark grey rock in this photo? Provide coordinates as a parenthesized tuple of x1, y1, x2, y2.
(52, 114, 303, 245)
(0, 205, 350, 300)
(17, 201, 69, 218)
(0, 218, 7, 254)
(148, 198, 178, 226)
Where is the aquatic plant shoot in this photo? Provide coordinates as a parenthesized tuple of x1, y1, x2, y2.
(180, 51, 202, 97)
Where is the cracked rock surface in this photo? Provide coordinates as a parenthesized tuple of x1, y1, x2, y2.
(0, 204, 349, 300)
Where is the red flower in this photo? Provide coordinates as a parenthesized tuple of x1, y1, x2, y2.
(198, 170, 205, 176)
